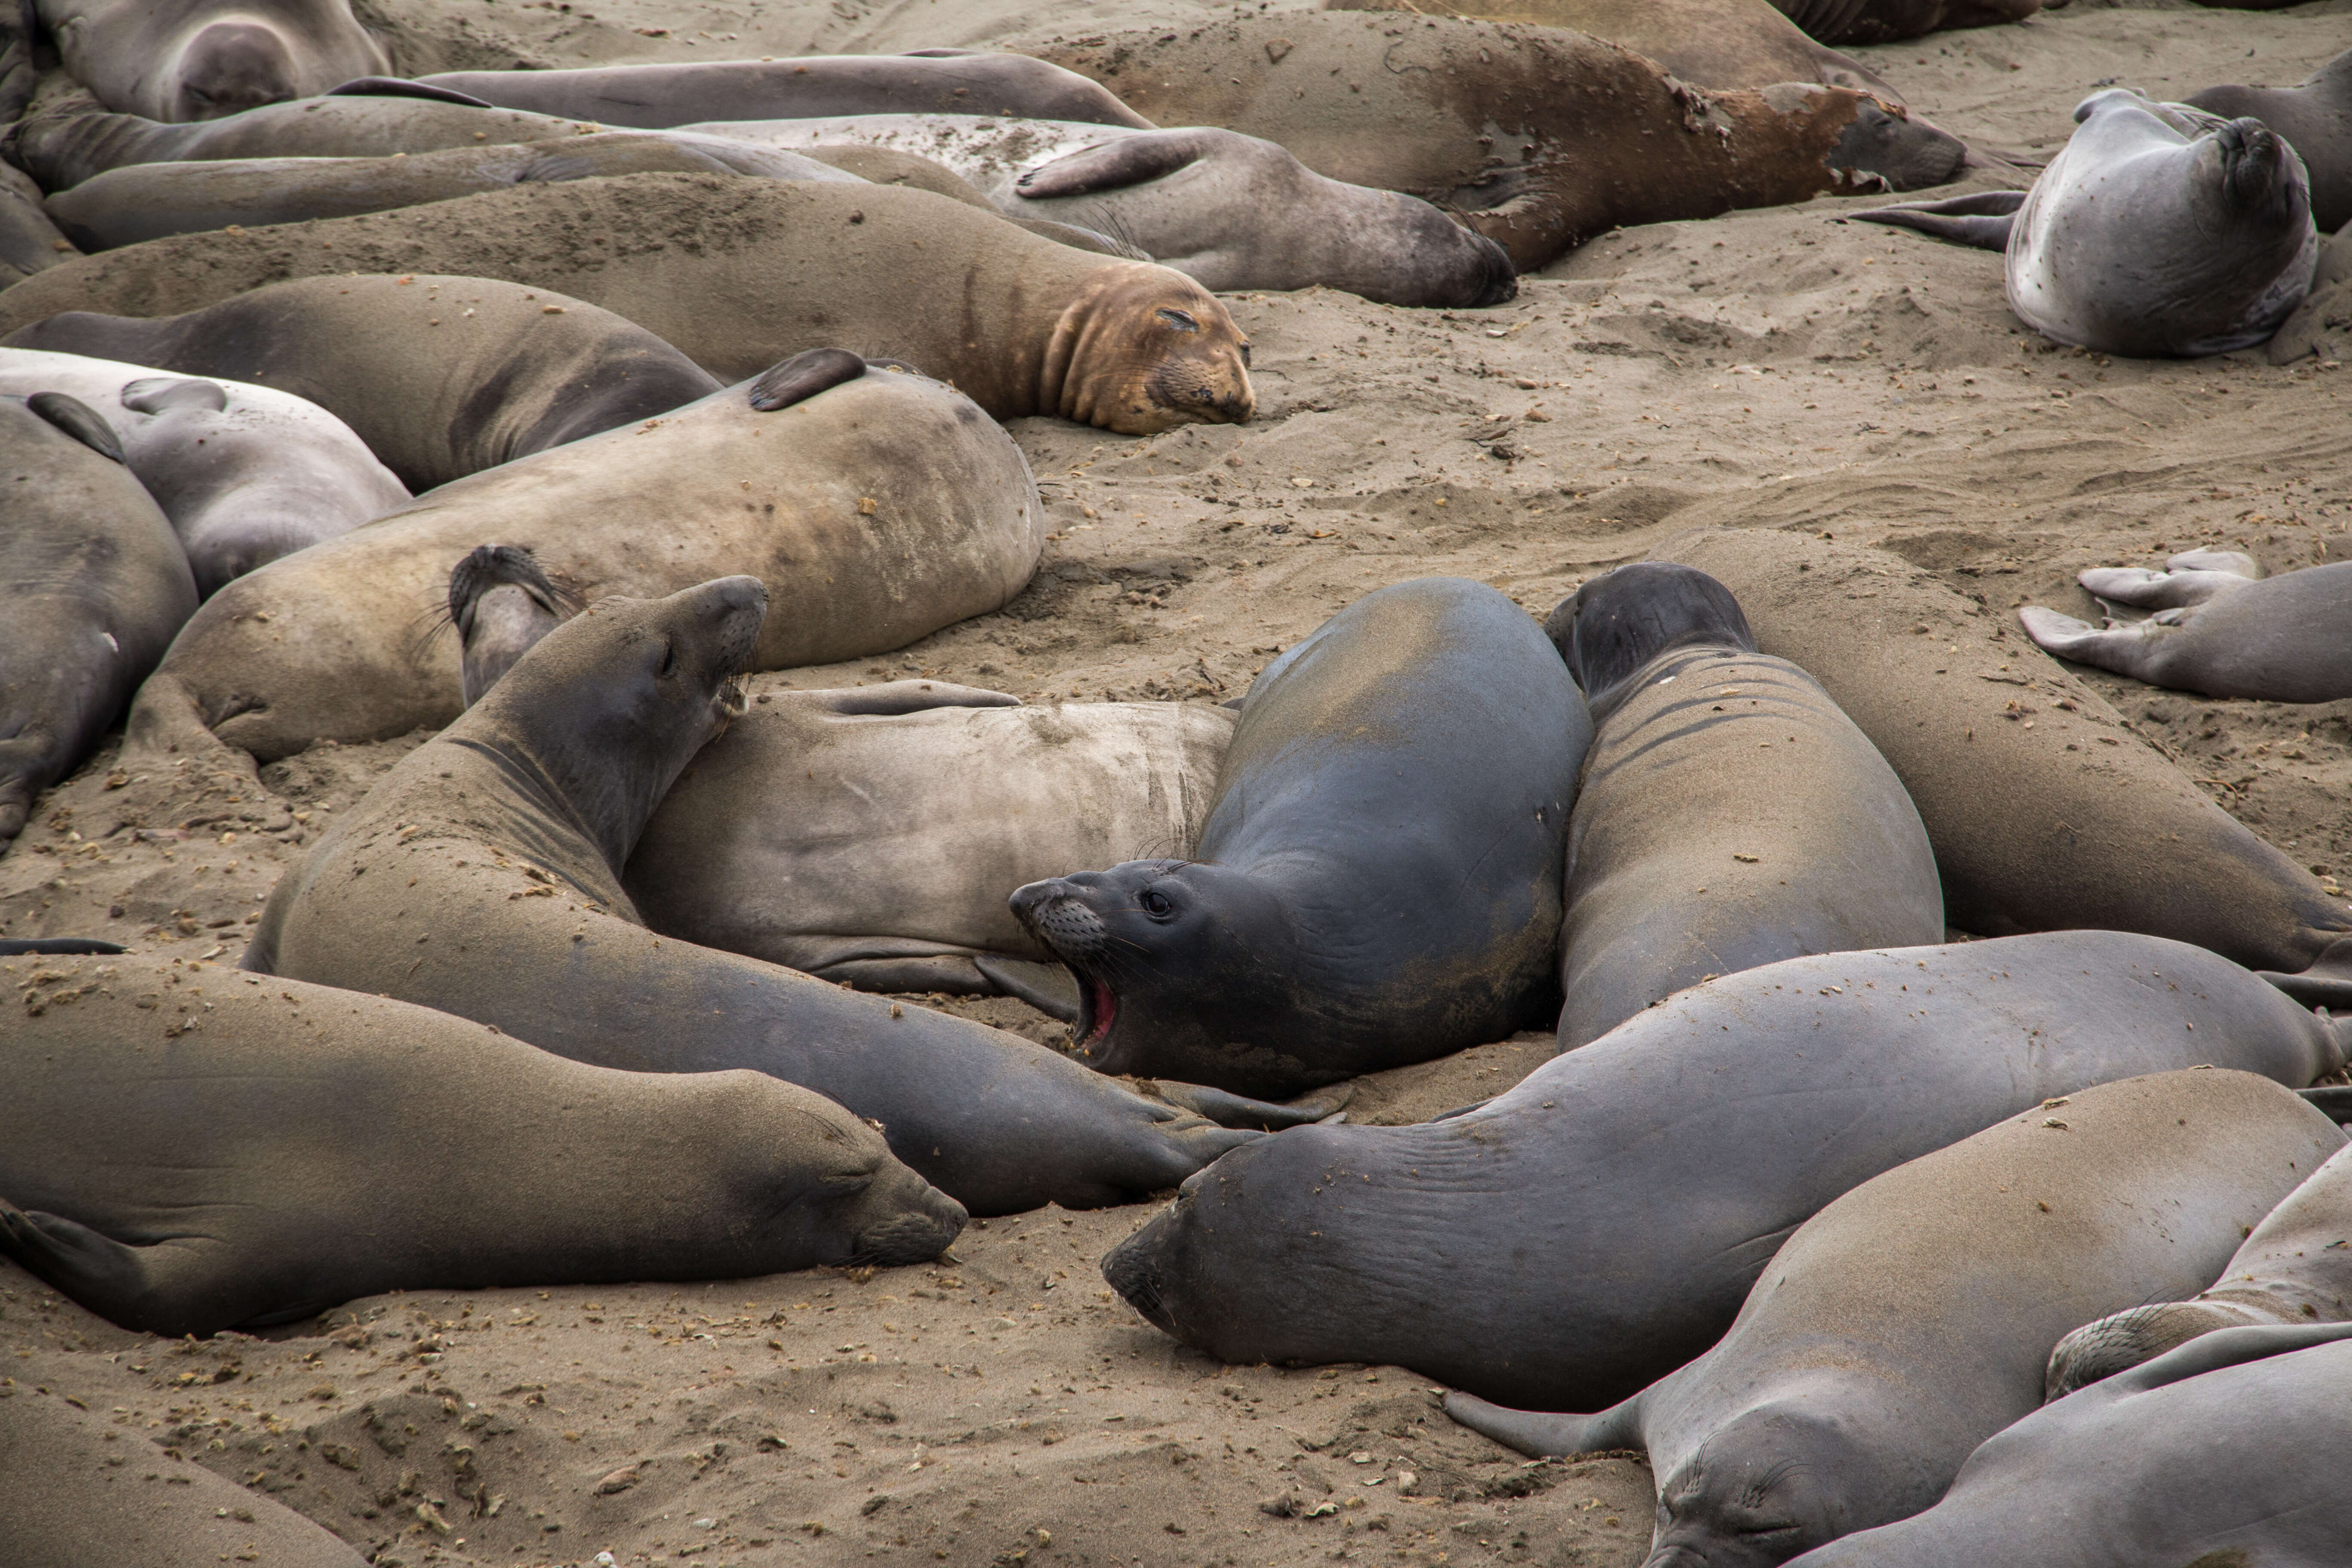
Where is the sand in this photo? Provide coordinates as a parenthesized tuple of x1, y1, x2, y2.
(5, 3, 2351, 1565)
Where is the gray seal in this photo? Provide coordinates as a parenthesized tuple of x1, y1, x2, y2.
(1764, 0, 2038, 44)
(1547, 563, 1942, 1047)
(1097, 931, 2349, 1412)
(0, 950, 962, 1336)
(2190, 43, 2351, 233)
(2021, 551, 2352, 704)
(0, 162, 74, 287)
(1445, 1069, 2342, 1567)
(242, 576, 1263, 1215)
(33, 0, 389, 120)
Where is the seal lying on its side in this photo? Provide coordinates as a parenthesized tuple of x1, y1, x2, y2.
(0, 346, 407, 594)
(0, 951, 963, 1335)
(1546, 564, 1941, 1047)
(245, 578, 1262, 1215)
(1097, 931, 2348, 1411)
(0, 177, 1257, 435)
(1766, 0, 2038, 44)
(0, 393, 196, 841)
(1012, 579, 1589, 1098)
(2021, 553, 2352, 704)
(34, 0, 389, 120)
(1855, 91, 2317, 357)
(1785, 1323, 2352, 1568)
(2190, 44, 2351, 233)
(1445, 1070, 2342, 1568)
(9, 275, 724, 491)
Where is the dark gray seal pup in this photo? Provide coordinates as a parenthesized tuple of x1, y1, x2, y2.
(2046, 1135, 2352, 1398)
(2190, 44, 2351, 233)
(9, 274, 723, 491)
(1547, 564, 1941, 1048)
(0, 950, 963, 1336)
(1445, 1069, 2342, 1568)
(243, 577, 1262, 1216)
(2022, 552, 2352, 704)
(1098, 931, 2349, 1411)
(404, 52, 1153, 130)
(1784, 1322, 2352, 1568)
(1765, 0, 2037, 43)
(34, 0, 389, 120)
(1011, 578, 1590, 1099)
(0, 392, 196, 841)
(1856, 90, 2317, 357)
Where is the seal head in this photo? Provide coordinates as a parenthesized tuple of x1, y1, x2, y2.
(174, 21, 304, 120)
(1644, 1403, 1865, 1568)
(1042, 262, 1253, 433)
(1545, 562, 1755, 715)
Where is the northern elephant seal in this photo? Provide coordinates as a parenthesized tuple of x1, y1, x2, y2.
(2190, 43, 2351, 233)
(2022, 554, 2352, 704)
(127, 351, 1041, 763)
(1785, 1323, 2352, 1568)
(689, 115, 1514, 306)
(0, 162, 74, 285)
(1098, 931, 2349, 1410)
(0, 176, 1257, 434)
(1655, 528, 2352, 1000)
(0, 950, 962, 1335)
(443, 543, 580, 707)
(1856, 91, 2317, 357)
(2047, 1136, 2352, 1397)
(0, 393, 196, 841)
(1022, 14, 1963, 271)
(1767, 0, 2037, 44)
(1011, 579, 1589, 1098)
(35, 0, 389, 121)
(0, 346, 407, 594)
(1446, 1070, 2340, 1567)
(244, 578, 1261, 1215)
(1547, 564, 1941, 1047)
(9, 275, 724, 491)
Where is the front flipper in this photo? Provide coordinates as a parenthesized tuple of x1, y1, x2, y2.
(0, 1201, 214, 1337)
(2298, 1086, 2352, 1125)
(808, 680, 1023, 717)
(2100, 1319, 2352, 1398)
(1146, 1080, 1353, 1131)
(1443, 1390, 1641, 1458)
(328, 75, 496, 108)
(1015, 129, 1218, 201)
(2018, 605, 2177, 672)
(816, 956, 993, 995)
(1849, 188, 2026, 250)
(748, 347, 866, 411)
(973, 953, 1079, 1021)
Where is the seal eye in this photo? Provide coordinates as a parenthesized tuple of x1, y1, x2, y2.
(1155, 308, 1200, 333)
(1139, 888, 1174, 918)
(1239, 341, 1253, 367)
(658, 639, 678, 678)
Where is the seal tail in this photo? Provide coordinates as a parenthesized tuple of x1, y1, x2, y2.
(1442, 1390, 1642, 1459)
(0, 1201, 215, 1337)
(1849, 189, 2026, 251)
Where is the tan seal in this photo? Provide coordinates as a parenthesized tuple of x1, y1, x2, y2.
(34, 0, 389, 121)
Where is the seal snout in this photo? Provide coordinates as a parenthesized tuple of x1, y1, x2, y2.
(850, 1182, 968, 1269)
(1101, 1226, 1178, 1335)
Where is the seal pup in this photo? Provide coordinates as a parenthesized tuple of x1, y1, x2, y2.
(1547, 564, 1941, 1047)
(244, 578, 1262, 1215)
(2021, 554, 2352, 704)
(0, 346, 407, 594)
(1655, 528, 2352, 1001)
(1445, 1069, 2342, 1567)
(0, 950, 963, 1336)
(0, 177, 1256, 435)
(126, 352, 1042, 763)
(1011, 579, 1589, 1099)
(34, 0, 389, 120)
(2190, 44, 2351, 233)
(0, 392, 197, 841)
(1855, 91, 2317, 357)
(1022, 14, 1963, 271)
(2046, 1136, 2352, 1398)
(405, 53, 1154, 130)
(688, 115, 1514, 306)
(1785, 1322, 2352, 1568)
(1097, 931, 2349, 1410)
(9, 275, 724, 491)
(1767, 0, 2037, 44)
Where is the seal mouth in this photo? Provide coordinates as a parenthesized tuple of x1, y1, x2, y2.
(1073, 977, 1119, 1056)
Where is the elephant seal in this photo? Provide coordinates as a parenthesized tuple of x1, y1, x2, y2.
(127, 351, 1041, 763)
(9, 275, 724, 492)
(244, 578, 1262, 1215)
(1547, 564, 1941, 1048)
(1021, 14, 1963, 271)
(0, 950, 962, 1336)
(1098, 931, 2349, 1411)
(1766, 0, 2037, 44)
(1445, 1070, 2341, 1567)
(405, 52, 1153, 130)
(0, 162, 74, 285)
(1786, 1323, 2352, 1568)
(0, 393, 196, 841)
(34, 0, 389, 120)
(2047, 1136, 2352, 1398)
(39, 130, 858, 250)
(1855, 91, 2317, 357)
(0, 346, 407, 594)
(0, 1382, 367, 1568)
(444, 543, 581, 706)
(690, 115, 1514, 307)
(1011, 579, 1589, 1099)
(2022, 555, 2352, 705)
(2190, 44, 2351, 233)
(0, 176, 1256, 435)
(1655, 528, 2352, 1001)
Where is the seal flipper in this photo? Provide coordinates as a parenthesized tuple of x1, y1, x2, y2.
(1849, 189, 2027, 251)
(2260, 940, 2352, 1011)
(2298, 1086, 2352, 1125)
(120, 377, 230, 416)
(1016, 130, 1211, 200)
(973, 953, 1081, 1021)
(0, 937, 126, 955)
(327, 75, 497, 108)
(747, 347, 866, 412)
(25, 390, 123, 462)
(1146, 1080, 1353, 1131)
(2015, 605, 2163, 668)
(1443, 1390, 1642, 1458)
(0, 1201, 213, 1336)
(2098, 1320, 2352, 1398)
(813, 680, 1022, 717)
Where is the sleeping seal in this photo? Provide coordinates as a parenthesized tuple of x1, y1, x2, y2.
(34, 0, 389, 121)
(1445, 1069, 2342, 1568)
(1765, 0, 2039, 44)
(2189, 44, 2351, 233)
(1098, 931, 2348, 1410)
(243, 577, 1262, 1215)
(2021, 552, 2352, 704)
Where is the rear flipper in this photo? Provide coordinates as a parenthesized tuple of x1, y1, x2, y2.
(0, 1200, 220, 1337)
(2298, 1086, 2352, 1125)
(2080, 549, 2260, 609)
(2260, 938, 2352, 1012)
(2046, 1299, 2275, 1401)
(2017, 604, 2184, 671)
(810, 680, 1022, 717)
(1848, 188, 2027, 250)
(1443, 1390, 1640, 1458)
(2100, 1319, 2352, 1398)
(1145, 1080, 1353, 1131)
(328, 75, 496, 108)
(0, 937, 125, 955)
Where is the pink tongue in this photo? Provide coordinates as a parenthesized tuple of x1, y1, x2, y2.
(1084, 981, 1118, 1049)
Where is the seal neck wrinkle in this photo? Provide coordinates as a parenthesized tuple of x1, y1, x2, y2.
(438, 734, 640, 915)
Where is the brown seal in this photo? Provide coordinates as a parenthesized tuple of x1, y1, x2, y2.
(33, 0, 390, 121)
